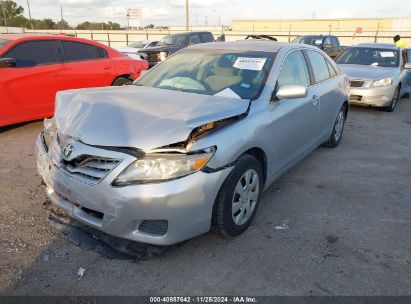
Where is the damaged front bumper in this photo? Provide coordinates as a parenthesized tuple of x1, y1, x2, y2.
(35, 134, 232, 246)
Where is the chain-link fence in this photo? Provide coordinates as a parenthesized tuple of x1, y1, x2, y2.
(19, 28, 411, 48)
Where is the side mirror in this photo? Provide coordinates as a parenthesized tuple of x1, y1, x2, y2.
(404, 63, 411, 69)
(276, 85, 308, 100)
(0, 58, 16, 68)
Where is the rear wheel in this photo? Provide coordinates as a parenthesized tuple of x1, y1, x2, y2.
(212, 154, 263, 237)
(382, 86, 400, 112)
(112, 76, 132, 86)
(324, 104, 346, 148)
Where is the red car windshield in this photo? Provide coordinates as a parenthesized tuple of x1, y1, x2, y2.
(0, 39, 10, 50)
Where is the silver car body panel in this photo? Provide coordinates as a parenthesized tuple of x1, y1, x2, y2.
(338, 44, 410, 107)
(54, 86, 250, 152)
(36, 41, 348, 245)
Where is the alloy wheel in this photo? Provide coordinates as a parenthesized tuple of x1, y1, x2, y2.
(231, 169, 260, 226)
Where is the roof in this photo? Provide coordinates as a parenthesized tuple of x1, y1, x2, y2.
(0, 33, 58, 41)
(188, 40, 295, 52)
(354, 43, 400, 50)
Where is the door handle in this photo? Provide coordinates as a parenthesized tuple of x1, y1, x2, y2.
(312, 95, 318, 106)
(104, 67, 113, 70)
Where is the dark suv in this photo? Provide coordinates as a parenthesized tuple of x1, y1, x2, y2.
(139, 31, 215, 68)
(292, 35, 346, 59)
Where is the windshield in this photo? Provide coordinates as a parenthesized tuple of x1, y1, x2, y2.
(336, 47, 399, 68)
(292, 36, 321, 45)
(129, 41, 147, 48)
(135, 49, 274, 100)
(157, 34, 188, 46)
(0, 39, 10, 50)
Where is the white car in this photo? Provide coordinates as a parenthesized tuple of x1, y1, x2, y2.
(117, 40, 158, 60)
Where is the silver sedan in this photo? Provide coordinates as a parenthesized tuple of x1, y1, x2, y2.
(36, 41, 348, 245)
(336, 43, 411, 112)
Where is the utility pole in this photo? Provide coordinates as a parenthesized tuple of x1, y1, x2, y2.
(26, 0, 33, 30)
(60, 5, 64, 30)
(1, 0, 8, 32)
(185, 0, 189, 31)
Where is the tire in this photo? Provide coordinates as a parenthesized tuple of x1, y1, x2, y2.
(382, 86, 400, 112)
(212, 154, 264, 237)
(112, 76, 132, 86)
(323, 104, 346, 148)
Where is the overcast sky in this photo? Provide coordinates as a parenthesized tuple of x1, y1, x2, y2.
(13, 0, 411, 27)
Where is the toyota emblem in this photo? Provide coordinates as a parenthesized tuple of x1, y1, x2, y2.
(63, 144, 74, 158)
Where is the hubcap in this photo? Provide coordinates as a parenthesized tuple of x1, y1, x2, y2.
(334, 110, 345, 142)
(232, 169, 260, 226)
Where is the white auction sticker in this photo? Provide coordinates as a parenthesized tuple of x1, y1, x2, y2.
(380, 52, 395, 58)
(233, 57, 267, 71)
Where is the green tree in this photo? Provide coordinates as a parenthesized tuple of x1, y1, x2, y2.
(0, 0, 25, 27)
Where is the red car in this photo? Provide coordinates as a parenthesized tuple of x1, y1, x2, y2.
(0, 34, 148, 127)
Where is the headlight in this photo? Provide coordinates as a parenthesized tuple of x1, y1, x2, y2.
(113, 147, 215, 185)
(371, 77, 393, 87)
(159, 51, 168, 61)
(42, 118, 56, 151)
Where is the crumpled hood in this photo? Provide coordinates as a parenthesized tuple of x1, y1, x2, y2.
(338, 64, 396, 80)
(55, 86, 249, 151)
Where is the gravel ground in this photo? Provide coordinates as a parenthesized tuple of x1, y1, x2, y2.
(0, 99, 411, 296)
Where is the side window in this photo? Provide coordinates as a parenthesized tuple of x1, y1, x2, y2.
(62, 41, 107, 62)
(201, 33, 213, 43)
(323, 37, 332, 47)
(306, 50, 331, 83)
(277, 50, 310, 87)
(5, 40, 61, 67)
(406, 49, 411, 63)
(332, 37, 340, 47)
(148, 41, 158, 47)
(189, 35, 202, 44)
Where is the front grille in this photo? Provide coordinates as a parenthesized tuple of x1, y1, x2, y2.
(350, 80, 365, 88)
(138, 220, 168, 236)
(62, 155, 121, 185)
(141, 52, 159, 62)
(349, 94, 362, 102)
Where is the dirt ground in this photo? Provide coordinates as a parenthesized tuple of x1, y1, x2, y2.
(1, 99, 411, 296)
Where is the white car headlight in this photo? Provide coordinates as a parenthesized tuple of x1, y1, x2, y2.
(371, 77, 393, 87)
(113, 147, 215, 185)
(159, 51, 168, 61)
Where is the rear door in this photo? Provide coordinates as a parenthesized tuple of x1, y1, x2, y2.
(60, 40, 116, 90)
(0, 40, 64, 124)
(268, 49, 319, 176)
(305, 49, 343, 141)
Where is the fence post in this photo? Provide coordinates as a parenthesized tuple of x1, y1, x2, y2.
(126, 30, 129, 45)
(91, 30, 94, 41)
(107, 30, 111, 46)
(146, 28, 148, 40)
(288, 24, 292, 42)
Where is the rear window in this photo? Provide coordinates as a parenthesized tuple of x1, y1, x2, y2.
(4, 40, 61, 67)
(62, 41, 107, 62)
(0, 39, 10, 50)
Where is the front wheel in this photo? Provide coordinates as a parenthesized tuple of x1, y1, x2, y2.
(212, 154, 263, 237)
(382, 86, 400, 112)
(112, 76, 132, 86)
(324, 104, 346, 148)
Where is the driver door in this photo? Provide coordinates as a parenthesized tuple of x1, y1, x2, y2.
(0, 40, 64, 125)
(268, 50, 319, 177)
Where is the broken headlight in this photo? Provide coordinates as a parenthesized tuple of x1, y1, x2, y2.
(42, 118, 57, 151)
(113, 147, 215, 185)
